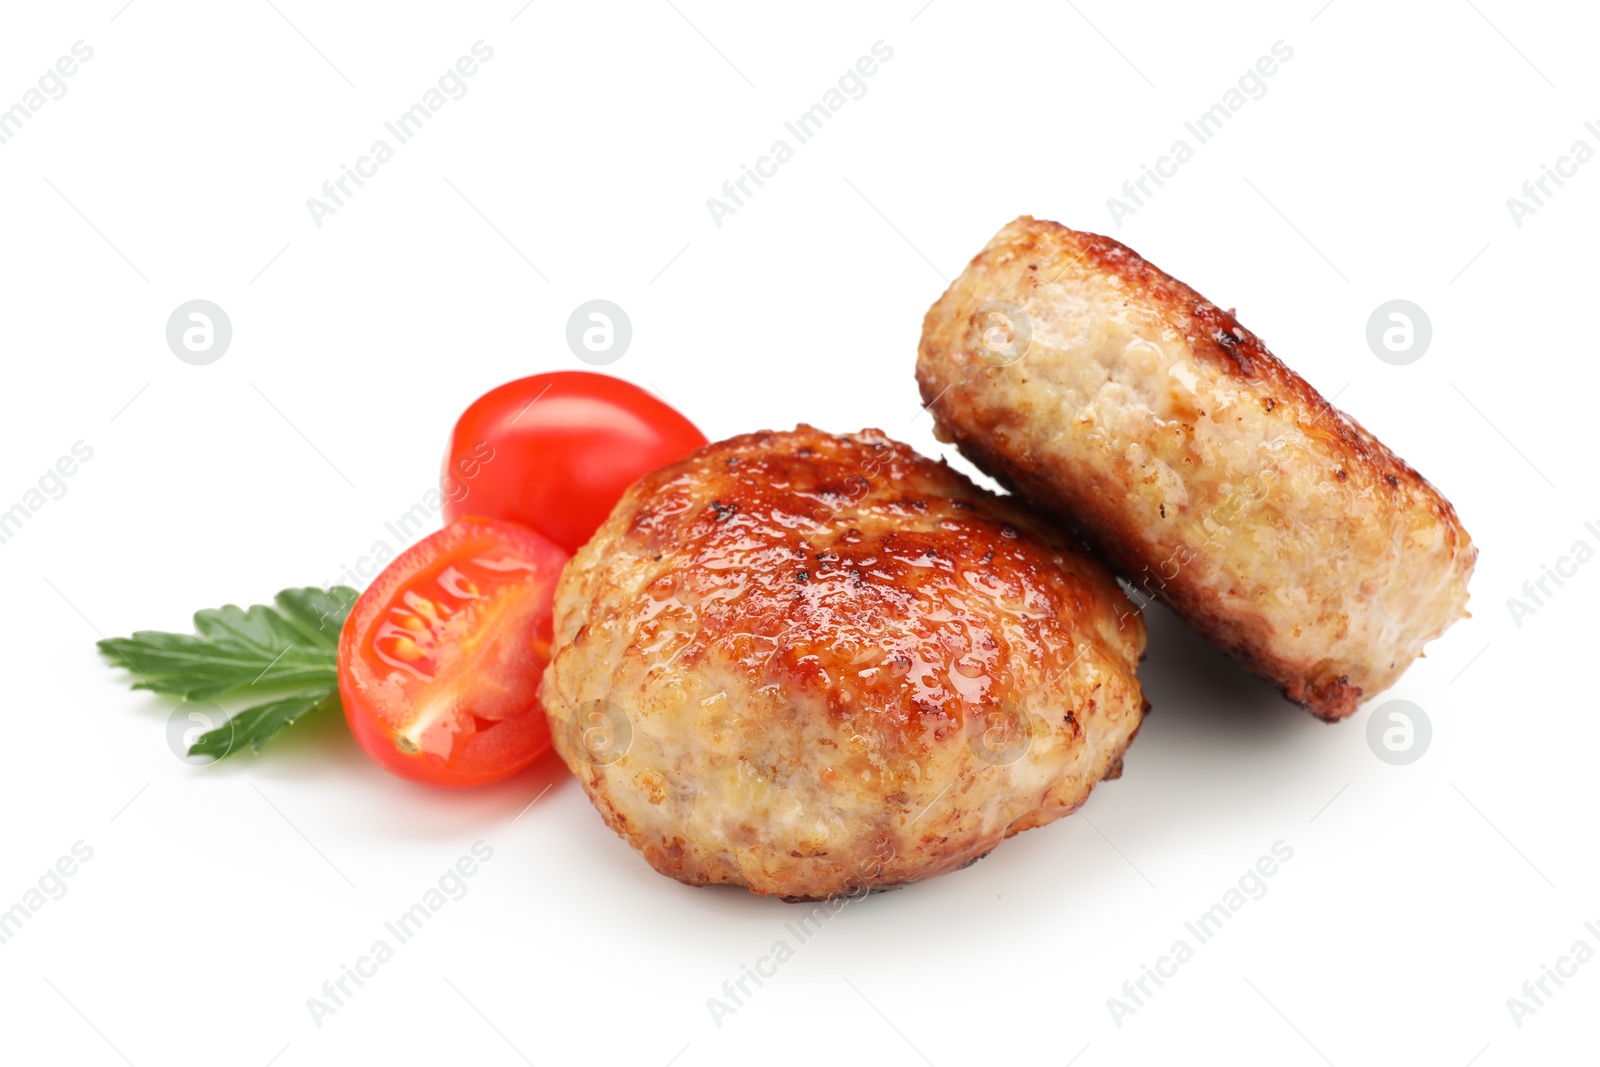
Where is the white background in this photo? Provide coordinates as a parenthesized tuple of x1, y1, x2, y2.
(0, 1, 1595, 1064)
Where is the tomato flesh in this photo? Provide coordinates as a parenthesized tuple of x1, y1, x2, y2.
(442, 371, 707, 553)
(337, 518, 568, 787)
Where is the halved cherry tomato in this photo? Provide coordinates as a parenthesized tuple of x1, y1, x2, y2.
(442, 371, 707, 553)
(337, 518, 568, 787)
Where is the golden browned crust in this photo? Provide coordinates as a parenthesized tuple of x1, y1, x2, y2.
(917, 217, 1476, 720)
(542, 426, 1147, 899)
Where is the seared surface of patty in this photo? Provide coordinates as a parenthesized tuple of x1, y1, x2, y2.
(542, 426, 1146, 899)
(917, 217, 1475, 719)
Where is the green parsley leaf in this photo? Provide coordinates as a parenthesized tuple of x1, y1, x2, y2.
(98, 587, 358, 761)
(186, 689, 341, 760)
(97, 586, 356, 700)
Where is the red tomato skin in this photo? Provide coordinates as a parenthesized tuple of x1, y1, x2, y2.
(441, 371, 707, 554)
(337, 517, 568, 788)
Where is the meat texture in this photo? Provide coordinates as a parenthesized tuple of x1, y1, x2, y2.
(542, 426, 1146, 899)
(917, 217, 1475, 720)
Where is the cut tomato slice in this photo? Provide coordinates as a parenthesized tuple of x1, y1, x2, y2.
(337, 518, 568, 787)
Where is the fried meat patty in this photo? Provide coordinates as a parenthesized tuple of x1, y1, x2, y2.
(917, 217, 1475, 720)
(542, 426, 1146, 899)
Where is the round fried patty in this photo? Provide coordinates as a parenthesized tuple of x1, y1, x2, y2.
(918, 217, 1476, 720)
(541, 426, 1146, 900)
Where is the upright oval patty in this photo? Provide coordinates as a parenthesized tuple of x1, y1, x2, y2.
(542, 426, 1146, 900)
(917, 216, 1476, 720)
